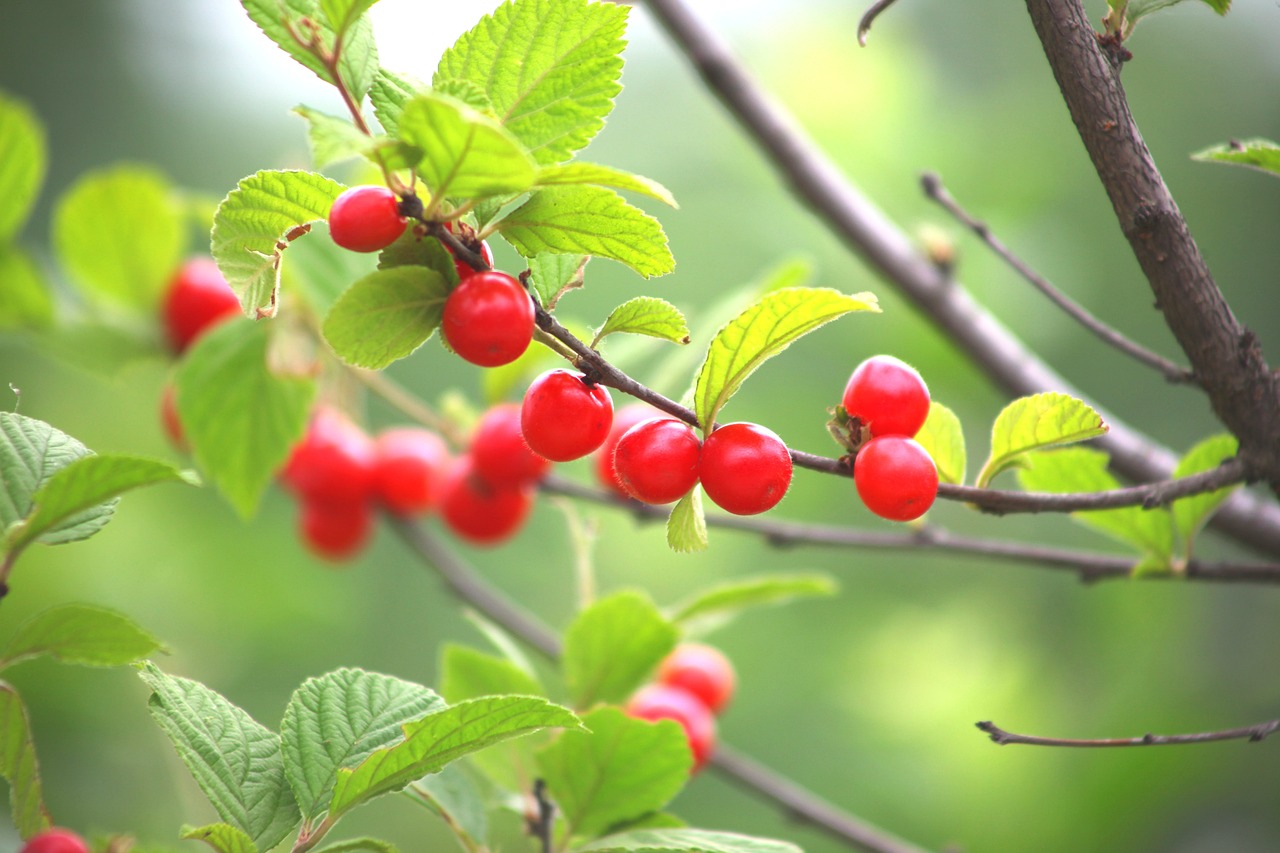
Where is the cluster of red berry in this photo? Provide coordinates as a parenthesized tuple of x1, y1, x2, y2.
(842, 355, 939, 521)
(280, 408, 450, 560)
(19, 828, 88, 853)
(625, 643, 736, 771)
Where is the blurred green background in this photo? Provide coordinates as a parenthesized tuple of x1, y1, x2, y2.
(2, 1, 1280, 851)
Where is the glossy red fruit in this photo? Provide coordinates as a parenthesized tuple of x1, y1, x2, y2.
(162, 257, 241, 353)
(698, 422, 792, 515)
(470, 403, 552, 487)
(853, 435, 939, 521)
(280, 407, 376, 506)
(626, 683, 717, 771)
(440, 456, 536, 545)
(328, 185, 407, 253)
(612, 418, 702, 504)
(159, 383, 187, 452)
(656, 643, 736, 715)
(20, 828, 89, 853)
(593, 403, 662, 498)
(443, 221, 494, 279)
(441, 271, 535, 367)
(842, 355, 930, 438)
(520, 370, 614, 462)
(372, 427, 451, 515)
(298, 497, 373, 561)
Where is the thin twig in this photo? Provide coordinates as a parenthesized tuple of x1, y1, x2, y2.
(920, 172, 1195, 385)
(857, 0, 903, 46)
(385, 517, 933, 853)
(636, 0, 1280, 555)
(977, 719, 1280, 748)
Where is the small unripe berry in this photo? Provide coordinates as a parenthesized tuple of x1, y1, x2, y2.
(441, 271, 535, 367)
(699, 422, 792, 516)
(612, 418, 702, 505)
(853, 435, 939, 521)
(842, 355, 930, 438)
(328, 185, 407, 253)
(20, 828, 89, 853)
(626, 683, 717, 771)
(162, 257, 241, 353)
(520, 370, 614, 462)
(656, 643, 736, 715)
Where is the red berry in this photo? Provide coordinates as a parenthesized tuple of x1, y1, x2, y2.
(520, 370, 614, 462)
(441, 271, 535, 367)
(443, 221, 494, 279)
(159, 383, 187, 452)
(372, 427, 451, 515)
(20, 828, 89, 853)
(162, 257, 241, 353)
(470, 403, 552, 487)
(626, 683, 717, 771)
(842, 355, 930, 438)
(328, 185, 407, 253)
(699, 422, 792, 516)
(298, 497, 373, 561)
(613, 418, 702, 504)
(853, 435, 939, 521)
(281, 407, 376, 505)
(656, 643, 736, 715)
(594, 403, 662, 498)
(440, 456, 535, 545)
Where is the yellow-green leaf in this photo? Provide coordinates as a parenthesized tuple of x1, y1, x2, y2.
(913, 402, 966, 485)
(977, 392, 1107, 488)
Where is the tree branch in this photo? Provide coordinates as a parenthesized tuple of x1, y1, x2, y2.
(1024, 0, 1280, 497)
(920, 172, 1194, 384)
(385, 517, 934, 853)
(977, 718, 1280, 748)
(637, 0, 1280, 555)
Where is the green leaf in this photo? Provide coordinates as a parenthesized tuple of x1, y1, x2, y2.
(1171, 434, 1240, 555)
(0, 91, 46, 240)
(180, 823, 259, 853)
(435, 0, 628, 165)
(440, 645, 544, 704)
(0, 682, 51, 837)
(0, 412, 105, 549)
(328, 695, 583, 819)
(6, 454, 198, 557)
(913, 402, 966, 486)
(0, 246, 53, 331)
(667, 488, 707, 553)
(174, 318, 316, 518)
(694, 287, 878, 432)
(139, 662, 301, 850)
(52, 164, 184, 308)
(537, 708, 691, 841)
(580, 828, 803, 853)
(293, 105, 378, 169)
(668, 574, 838, 636)
(409, 764, 488, 850)
(320, 0, 381, 36)
(0, 604, 165, 670)
(526, 253, 588, 309)
(1016, 448, 1174, 559)
(595, 298, 690, 347)
(322, 266, 450, 369)
(396, 92, 537, 201)
(537, 163, 676, 208)
(241, 0, 378, 99)
(976, 392, 1108, 488)
(563, 590, 678, 709)
(281, 668, 444, 821)
(463, 610, 539, 680)
(211, 169, 346, 318)
(1192, 138, 1280, 179)
(499, 186, 673, 278)
(314, 839, 401, 853)
(369, 68, 427, 136)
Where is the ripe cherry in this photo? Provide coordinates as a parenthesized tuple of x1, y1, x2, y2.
(19, 828, 89, 853)
(853, 435, 939, 521)
(842, 355, 930, 438)
(443, 221, 494, 279)
(626, 683, 717, 771)
(280, 407, 376, 506)
(594, 403, 662, 498)
(441, 271, 535, 367)
(328, 185, 407, 253)
(612, 418, 702, 504)
(440, 456, 536, 545)
(372, 427, 451, 515)
(521, 370, 614, 462)
(656, 643, 736, 715)
(470, 403, 552, 487)
(699, 422, 792, 516)
(298, 497, 373, 561)
(162, 257, 241, 353)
